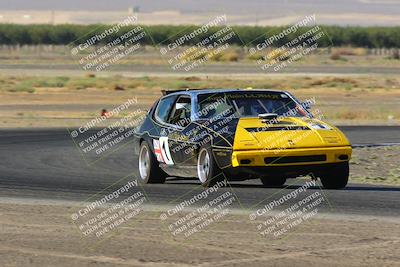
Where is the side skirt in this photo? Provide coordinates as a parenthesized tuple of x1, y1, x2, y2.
(159, 164, 197, 178)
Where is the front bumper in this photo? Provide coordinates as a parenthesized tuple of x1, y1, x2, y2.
(231, 146, 352, 167)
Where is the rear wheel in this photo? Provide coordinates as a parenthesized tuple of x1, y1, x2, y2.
(318, 162, 349, 189)
(197, 146, 225, 187)
(260, 176, 287, 187)
(138, 141, 166, 184)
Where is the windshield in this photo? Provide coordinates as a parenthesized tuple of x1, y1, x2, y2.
(197, 91, 309, 119)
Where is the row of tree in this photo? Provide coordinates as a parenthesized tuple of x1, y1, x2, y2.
(0, 24, 399, 48)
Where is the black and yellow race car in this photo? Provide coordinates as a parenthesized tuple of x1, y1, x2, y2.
(133, 89, 352, 189)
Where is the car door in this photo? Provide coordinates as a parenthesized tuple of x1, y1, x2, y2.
(164, 95, 198, 167)
(152, 94, 178, 166)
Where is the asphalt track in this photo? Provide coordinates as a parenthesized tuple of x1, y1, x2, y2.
(1, 64, 400, 76)
(0, 127, 399, 218)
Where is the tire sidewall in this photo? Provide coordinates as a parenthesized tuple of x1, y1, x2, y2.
(197, 146, 223, 187)
(319, 162, 349, 189)
(139, 142, 152, 184)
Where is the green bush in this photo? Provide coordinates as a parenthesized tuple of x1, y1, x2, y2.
(0, 24, 399, 48)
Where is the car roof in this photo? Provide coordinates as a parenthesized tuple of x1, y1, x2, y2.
(163, 88, 289, 97)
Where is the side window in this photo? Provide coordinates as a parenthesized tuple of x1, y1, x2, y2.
(154, 95, 177, 123)
(167, 96, 192, 127)
(198, 95, 235, 119)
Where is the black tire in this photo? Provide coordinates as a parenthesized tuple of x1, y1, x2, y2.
(197, 146, 225, 187)
(138, 141, 166, 184)
(319, 162, 349, 189)
(260, 176, 287, 187)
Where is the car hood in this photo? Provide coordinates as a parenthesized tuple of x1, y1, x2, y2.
(232, 117, 351, 150)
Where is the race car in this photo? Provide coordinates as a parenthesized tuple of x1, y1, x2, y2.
(133, 89, 352, 189)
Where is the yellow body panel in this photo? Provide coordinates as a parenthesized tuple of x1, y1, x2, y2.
(231, 117, 352, 167)
(232, 146, 352, 167)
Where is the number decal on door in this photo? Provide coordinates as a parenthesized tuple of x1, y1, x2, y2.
(153, 137, 174, 165)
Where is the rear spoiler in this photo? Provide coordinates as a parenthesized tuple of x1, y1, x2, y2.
(162, 88, 246, 96)
(161, 89, 190, 96)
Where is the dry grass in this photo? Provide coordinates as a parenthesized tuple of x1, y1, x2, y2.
(350, 146, 400, 185)
(0, 74, 399, 127)
(331, 47, 368, 56)
(1, 45, 400, 67)
(3, 74, 399, 93)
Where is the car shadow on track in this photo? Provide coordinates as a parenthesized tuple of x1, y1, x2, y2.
(341, 185, 400, 192)
(165, 177, 400, 191)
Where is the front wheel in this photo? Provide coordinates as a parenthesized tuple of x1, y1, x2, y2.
(197, 146, 225, 187)
(318, 162, 349, 189)
(138, 141, 166, 184)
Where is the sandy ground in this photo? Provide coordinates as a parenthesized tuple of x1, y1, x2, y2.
(0, 201, 399, 267)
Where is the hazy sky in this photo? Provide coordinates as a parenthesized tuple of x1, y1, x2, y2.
(0, 0, 399, 15)
(1, 0, 400, 26)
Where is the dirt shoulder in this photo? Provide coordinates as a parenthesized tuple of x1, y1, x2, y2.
(350, 145, 400, 185)
(0, 201, 398, 267)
